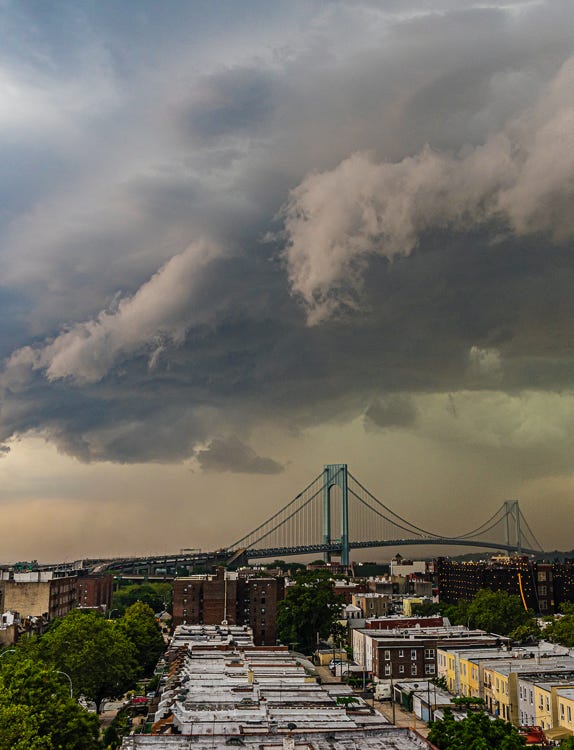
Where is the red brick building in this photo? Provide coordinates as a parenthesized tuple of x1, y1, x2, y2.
(172, 569, 284, 645)
(76, 575, 113, 611)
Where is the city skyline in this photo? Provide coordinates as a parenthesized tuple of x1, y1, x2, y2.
(1, 1, 574, 561)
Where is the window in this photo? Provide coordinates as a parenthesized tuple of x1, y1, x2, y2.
(399, 665, 405, 674)
(411, 649, 417, 660)
(530, 690, 533, 705)
(546, 697, 550, 712)
(539, 696, 544, 709)
(425, 649, 435, 659)
(538, 571, 547, 581)
(385, 664, 391, 676)
(561, 703, 565, 719)
(384, 650, 391, 661)
(425, 664, 436, 675)
(398, 649, 404, 658)
(411, 664, 417, 675)
(568, 706, 572, 723)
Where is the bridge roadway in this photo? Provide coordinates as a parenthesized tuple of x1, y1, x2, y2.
(91, 537, 536, 576)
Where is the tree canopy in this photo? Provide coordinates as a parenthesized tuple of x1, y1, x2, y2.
(34, 609, 140, 712)
(543, 610, 574, 647)
(444, 589, 534, 636)
(112, 582, 172, 615)
(276, 570, 343, 654)
(428, 709, 526, 750)
(0, 656, 101, 749)
(115, 601, 165, 676)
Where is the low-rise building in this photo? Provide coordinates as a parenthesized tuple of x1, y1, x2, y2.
(352, 593, 391, 619)
(123, 624, 436, 749)
(353, 626, 500, 683)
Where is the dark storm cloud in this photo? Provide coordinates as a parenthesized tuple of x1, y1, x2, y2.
(365, 396, 418, 431)
(195, 435, 284, 475)
(2, 0, 574, 471)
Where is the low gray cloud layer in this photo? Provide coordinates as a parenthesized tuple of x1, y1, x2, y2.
(195, 436, 284, 475)
(1, 0, 574, 477)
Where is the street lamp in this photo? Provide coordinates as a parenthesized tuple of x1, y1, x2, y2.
(55, 670, 74, 699)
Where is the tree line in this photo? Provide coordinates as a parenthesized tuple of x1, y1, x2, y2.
(0, 601, 165, 749)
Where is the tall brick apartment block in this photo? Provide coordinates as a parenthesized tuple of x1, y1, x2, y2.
(76, 574, 113, 611)
(437, 556, 574, 615)
(172, 569, 284, 645)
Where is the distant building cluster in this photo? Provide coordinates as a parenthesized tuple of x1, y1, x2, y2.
(437, 556, 574, 614)
(0, 568, 112, 645)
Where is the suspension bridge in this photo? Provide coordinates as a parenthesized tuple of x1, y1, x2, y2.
(96, 464, 542, 575)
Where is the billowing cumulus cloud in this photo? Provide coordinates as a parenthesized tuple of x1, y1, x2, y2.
(3, 240, 220, 385)
(282, 58, 574, 323)
(0, 0, 574, 490)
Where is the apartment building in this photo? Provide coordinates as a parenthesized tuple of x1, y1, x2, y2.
(437, 556, 574, 615)
(172, 568, 284, 646)
(76, 574, 113, 611)
(0, 570, 78, 620)
(353, 626, 500, 682)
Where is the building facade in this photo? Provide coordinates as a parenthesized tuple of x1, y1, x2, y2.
(0, 570, 79, 620)
(172, 569, 284, 645)
(436, 556, 574, 615)
(76, 574, 113, 611)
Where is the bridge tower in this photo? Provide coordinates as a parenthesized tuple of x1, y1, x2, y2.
(323, 464, 349, 566)
(504, 500, 522, 553)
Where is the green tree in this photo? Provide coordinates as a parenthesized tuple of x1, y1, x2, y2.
(446, 589, 534, 636)
(36, 610, 139, 713)
(276, 570, 343, 654)
(411, 601, 443, 617)
(116, 601, 165, 676)
(544, 613, 574, 647)
(509, 620, 542, 642)
(112, 582, 172, 615)
(0, 657, 101, 749)
(428, 709, 526, 749)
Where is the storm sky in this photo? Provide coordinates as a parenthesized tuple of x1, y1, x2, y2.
(1, 0, 573, 562)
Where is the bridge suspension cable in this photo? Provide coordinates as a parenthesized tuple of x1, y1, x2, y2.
(457, 505, 507, 540)
(518, 510, 543, 552)
(229, 472, 324, 550)
(347, 471, 441, 538)
(225, 465, 543, 558)
(347, 487, 424, 539)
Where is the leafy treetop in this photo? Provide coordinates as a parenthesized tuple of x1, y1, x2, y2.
(428, 709, 526, 750)
(276, 570, 343, 654)
(0, 656, 101, 750)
